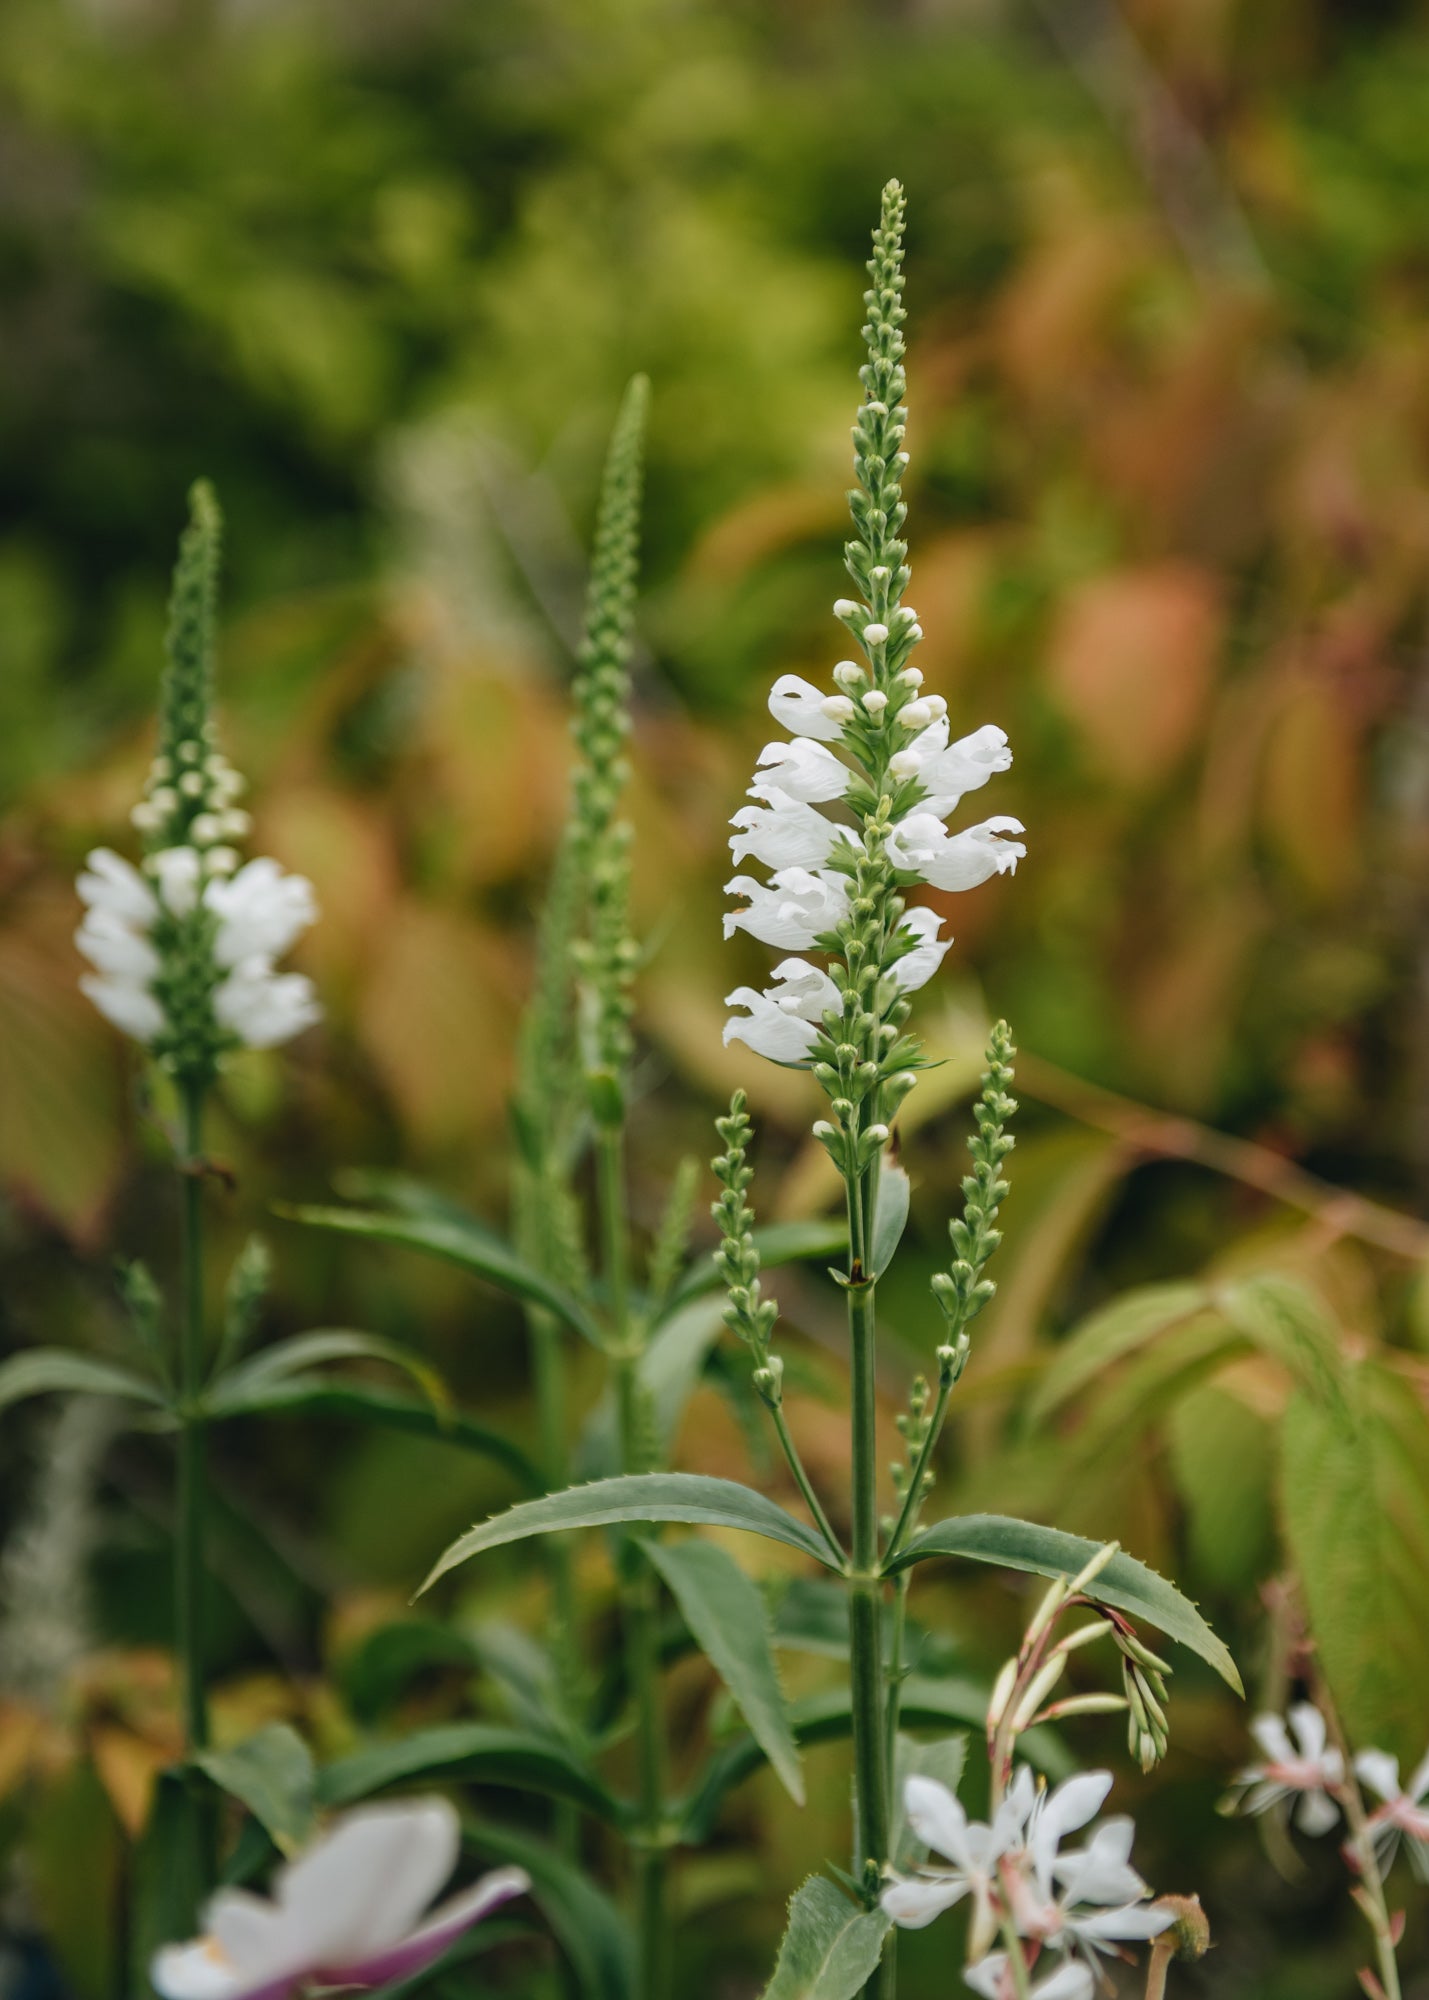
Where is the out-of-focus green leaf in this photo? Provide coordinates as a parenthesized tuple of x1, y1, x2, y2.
(130, 1770, 208, 1993)
(759, 1875, 889, 2000)
(0, 1348, 167, 1413)
(205, 1378, 541, 1491)
(645, 1537, 803, 1804)
(276, 1202, 603, 1347)
(462, 1819, 632, 2000)
(318, 1723, 625, 1826)
(338, 1619, 482, 1723)
(1219, 1274, 1347, 1406)
(1280, 1362, 1429, 1761)
(197, 1724, 315, 1854)
(870, 1161, 910, 1280)
(886, 1514, 1241, 1691)
(420, 1473, 841, 1594)
(661, 1219, 848, 1320)
(580, 1295, 727, 1475)
(1028, 1282, 1212, 1423)
(1168, 1386, 1276, 1593)
(205, 1329, 447, 1412)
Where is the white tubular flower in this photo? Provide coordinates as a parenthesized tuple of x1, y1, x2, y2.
(890, 906, 951, 994)
(729, 791, 851, 871)
(886, 813, 1026, 891)
(723, 868, 852, 949)
(882, 1775, 1029, 1958)
(768, 674, 850, 741)
(206, 858, 319, 967)
(1357, 1747, 1429, 1880)
(723, 957, 841, 1063)
(214, 961, 323, 1051)
(889, 720, 1012, 815)
(76, 906, 162, 985)
(77, 849, 158, 928)
(151, 845, 204, 917)
(965, 1955, 1092, 2000)
(79, 975, 167, 1044)
(751, 738, 851, 803)
(1225, 1704, 1344, 1836)
(151, 1797, 529, 2000)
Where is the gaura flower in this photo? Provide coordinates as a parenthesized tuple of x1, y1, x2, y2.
(1225, 1703, 1344, 1836)
(882, 1774, 1028, 1958)
(1007, 1769, 1173, 1970)
(1356, 1746, 1429, 1879)
(885, 813, 1026, 892)
(728, 791, 855, 871)
(151, 1798, 529, 2000)
(750, 737, 852, 804)
(723, 957, 842, 1064)
(723, 868, 852, 950)
(964, 1954, 1092, 2000)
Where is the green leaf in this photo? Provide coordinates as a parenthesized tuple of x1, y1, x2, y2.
(886, 1513, 1242, 1693)
(463, 1820, 632, 2000)
(645, 1537, 803, 1805)
(420, 1473, 841, 1595)
(331, 1167, 482, 1228)
(680, 1677, 1069, 1842)
(891, 1733, 967, 1870)
(338, 1619, 482, 1724)
(318, 1722, 625, 1826)
(662, 1219, 848, 1321)
(760, 1876, 889, 2000)
(1168, 1387, 1275, 1593)
(276, 1202, 603, 1347)
(870, 1161, 910, 1280)
(580, 1297, 727, 1476)
(130, 1770, 207, 1992)
(1028, 1282, 1212, 1423)
(1220, 1274, 1347, 1405)
(197, 1724, 316, 1854)
(1280, 1363, 1429, 1761)
(0, 1348, 167, 1413)
(206, 1329, 448, 1413)
(204, 1378, 542, 1491)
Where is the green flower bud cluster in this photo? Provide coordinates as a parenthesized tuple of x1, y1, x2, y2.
(1117, 1626, 1173, 1772)
(890, 1373, 935, 1513)
(930, 1021, 1017, 1336)
(711, 1093, 780, 1404)
(842, 180, 913, 664)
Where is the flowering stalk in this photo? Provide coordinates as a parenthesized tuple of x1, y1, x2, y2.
(719, 183, 1025, 1992)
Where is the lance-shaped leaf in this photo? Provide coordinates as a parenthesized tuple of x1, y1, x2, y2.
(1029, 1282, 1212, 1424)
(680, 1677, 1070, 1842)
(462, 1821, 632, 2000)
(207, 1377, 542, 1491)
(761, 1877, 890, 2000)
(197, 1723, 316, 1854)
(420, 1473, 840, 1595)
(661, 1219, 848, 1321)
(645, 1537, 803, 1804)
(885, 1513, 1241, 1692)
(318, 1722, 625, 1826)
(0, 1348, 167, 1413)
(869, 1161, 910, 1280)
(205, 1329, 448, 1414)
(276, 1202, 603, 1347)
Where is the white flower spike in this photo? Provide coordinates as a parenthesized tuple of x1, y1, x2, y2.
(151, 1798, 528, 2000)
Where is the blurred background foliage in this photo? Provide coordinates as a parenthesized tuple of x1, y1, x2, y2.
(3, 0, 1429, 1994)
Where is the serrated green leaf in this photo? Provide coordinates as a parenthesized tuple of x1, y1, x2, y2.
(203, 1378, 542, 1491)
(645, 1538, 803, 1804)
(661, 1219, 848, 1322)
(870, 1161, 910, 1280)
(1280, 1362, 1429, 1760)
(206, 1329, 448, 1413)
(1029, 1282, 1212, 1423)
(0, 1348, 167, 1413)
(318, 1723, 624, 1826)
(276, 1202, 603, 1347)
(886, 1513, 1241, 1692)
(463, 1820, 632, 2000)
(1220, 1274, 1346, 1406)
(760, 1876, 889, 2000)
(420, 1473, 840, 1595)
(197, 1724, 315, 1854)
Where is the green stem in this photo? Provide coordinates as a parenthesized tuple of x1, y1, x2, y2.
(176, 1080, 209, 1755)
(884, 1371, 953, 1564)
(998, 1917, 1035, 2000)
(599, 1122, 669, 2000)
(884, 1571, 909, 1783)
(529, 1302, 581, 1855)
(847, 1152, 889, 1901)
(768, 1402, 845, 1563)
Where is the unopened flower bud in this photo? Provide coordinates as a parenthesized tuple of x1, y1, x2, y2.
(897, 666, 923, 688)
(833, 598, 859, 619)
(862, 691, 888, 715)
(986, 1656, 1019, 1731)
(862, 622, 889, 646)
(833, 659, 864, 689)
(821, 695, 856, 723)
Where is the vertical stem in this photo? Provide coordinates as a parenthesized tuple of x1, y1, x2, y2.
(847, 1153, 889, 1897)
(598, 1124, 669, 2000)
(998, 1918, 1035, 2000)
(884, 1572, 910, 1782)
(529, 1304, 581, 1854)
(176, 1080, 209, 1755)
(1316, 1677, 1403, 2000)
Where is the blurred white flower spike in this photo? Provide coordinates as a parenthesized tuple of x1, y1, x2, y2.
(151, 1798, 529, 2000)
(74, 483, 319, 1084)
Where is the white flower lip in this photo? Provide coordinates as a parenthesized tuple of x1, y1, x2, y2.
(723, 956, 840, 1064)
(723, 868, 852, 950)
(751, 739, 851, 804)
(151, 1799, 529, 2000)
(729, 791, 851, 872)
(768, 674, 848, 742)
(886, 813, 1026, 892)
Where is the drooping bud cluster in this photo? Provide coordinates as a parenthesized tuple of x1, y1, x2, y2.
(75, 484, 319, 1083)
(722, 184, 1023, 1142)
(711, 1092, 782, 1407)
(931, 1023, 1016, 1337)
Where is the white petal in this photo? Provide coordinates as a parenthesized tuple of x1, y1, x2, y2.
(76, 909, 161, 982)
(1032, 1772, 1114, 1885)
(1249, 1714, 1295, 1766)
(881, 1872, 969, 1929)
(1355, 1750, 1402, 1803)
(1293, 1788, 1340, 1837)
(213, 963, 320, 1049)
(920, 724, 1013, 815)
(325, 1866, 530, 1984)
(903, 1777, 974, 1869)
(206, 1889, 308, 1982)
(723, 868, 851, 950)
(150, 1941, 251, 2000)
(889, 906, 950, 993)
(729, 792, 844, 870)
(1289, 1702, 1329, 1762)
(767, 958, 842, 1021)
(886, 813, 1026, 892)
(723, 989, 821, 1064)
(151, 846, 204, 917)
(1055, 1820, 1146, 1908)
(77, 848, 157, 926)
(752, 739, 851, 803)
(1070, 1902, 1174, 1943)
(275, 1799, 458, 1960)
(80, 974, 166, 1044)
(769, 674, 846, 742)
(1407, 1747, 1429, 1803)
(206, 859, 319, 967)
(1032, 1963, 1095, 2000)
